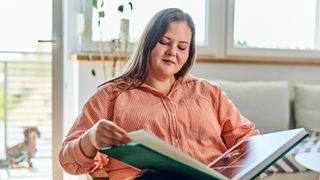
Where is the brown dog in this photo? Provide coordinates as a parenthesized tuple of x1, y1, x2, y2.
(0, 127, 40, 168)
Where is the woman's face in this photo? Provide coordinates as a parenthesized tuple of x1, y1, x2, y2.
(148, 21, 192, 80)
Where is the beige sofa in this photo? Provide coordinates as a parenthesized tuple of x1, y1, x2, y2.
(212, 80, 320, 179)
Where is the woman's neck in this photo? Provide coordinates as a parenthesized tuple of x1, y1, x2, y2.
(144, 75, 176, 95)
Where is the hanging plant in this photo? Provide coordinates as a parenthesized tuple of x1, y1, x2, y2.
(117, 2, 133, 13)
(91, 0, 133, 78)
(91, 0, 107, 79)
(85, 54, 96, 76)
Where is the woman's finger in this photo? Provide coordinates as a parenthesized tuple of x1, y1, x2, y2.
(102, 131, 131, 144)
(100, 120, 128, 136)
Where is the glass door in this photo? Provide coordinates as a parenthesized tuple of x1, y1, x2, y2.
(0, 0, 54, 179)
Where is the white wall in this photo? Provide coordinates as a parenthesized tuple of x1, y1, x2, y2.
(192, 63, 320, 83)
(77, 61, 125, 109)
(77, 61, 320, 110)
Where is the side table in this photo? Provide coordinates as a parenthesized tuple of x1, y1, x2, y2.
(295, 152, 320, 180)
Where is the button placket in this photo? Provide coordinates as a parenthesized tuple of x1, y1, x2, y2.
(169, 100, 180, 145)
(161, 98, 174, 144)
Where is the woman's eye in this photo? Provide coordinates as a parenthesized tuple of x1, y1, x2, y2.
(178, 46, 187, 51)
(159, 39, 169, 45)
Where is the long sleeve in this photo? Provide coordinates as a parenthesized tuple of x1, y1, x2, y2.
(58, 83, 140, 178)
(215, 85, 260, 148)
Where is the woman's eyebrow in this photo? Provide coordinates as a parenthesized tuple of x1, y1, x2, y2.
(162, 35, 190, 45)
(179, 41, 190, 45)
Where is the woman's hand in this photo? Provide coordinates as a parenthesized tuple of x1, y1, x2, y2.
(80, 119, 131, 158)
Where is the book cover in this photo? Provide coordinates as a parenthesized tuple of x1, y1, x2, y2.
(99, 128, 308, 180)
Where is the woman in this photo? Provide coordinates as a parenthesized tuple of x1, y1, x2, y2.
(59, 8, 259, 180)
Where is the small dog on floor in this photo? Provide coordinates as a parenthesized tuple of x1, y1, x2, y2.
(0, 127, 40, 168)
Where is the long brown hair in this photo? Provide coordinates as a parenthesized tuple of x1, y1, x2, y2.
(99, 8, 196, 90)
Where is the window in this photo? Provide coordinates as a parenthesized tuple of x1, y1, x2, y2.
(227, 0, 320, 59)
(0, 0, 53, 179)
(79, 0, 320, 60)
(92, 0, 206, 44)
(0, 0, 52, 53)
(81, 0, 208, 53)
(234, 0, 319, 50)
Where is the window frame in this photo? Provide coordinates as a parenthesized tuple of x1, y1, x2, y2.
(226, 0, 320, 60)
(78, 0, 320, 61)
(80, 0, 217, 56)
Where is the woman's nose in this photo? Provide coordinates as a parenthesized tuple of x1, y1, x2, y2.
(166, 46, 176, 57)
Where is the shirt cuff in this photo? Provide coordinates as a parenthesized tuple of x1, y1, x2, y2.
(69, 138, 96, 167)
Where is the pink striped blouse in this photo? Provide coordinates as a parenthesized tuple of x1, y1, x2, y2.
(59, 76, 259, 180)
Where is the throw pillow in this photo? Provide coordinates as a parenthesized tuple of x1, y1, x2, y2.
(210, 80, 290, 133)
(294, 84, 320, 132)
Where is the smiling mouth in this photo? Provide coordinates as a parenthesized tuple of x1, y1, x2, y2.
(162, 59, 175, 65)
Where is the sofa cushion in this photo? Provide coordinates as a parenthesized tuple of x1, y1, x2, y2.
(210, 80, 290, 133)
(294, 84, 320, 132)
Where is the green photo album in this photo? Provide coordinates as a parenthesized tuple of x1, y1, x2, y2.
(99, 128, 308, 180)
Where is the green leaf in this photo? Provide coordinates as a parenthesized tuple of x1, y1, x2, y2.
(118, 4, 124, 13)
(92, 0, 97, 9)
(86, 55, 92, 61)
(128, 2, 133, 10)
(91, 69, 96, 76)
(99, 11, 105, 18)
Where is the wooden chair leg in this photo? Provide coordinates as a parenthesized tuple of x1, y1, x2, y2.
(86, 169, 109, 180)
